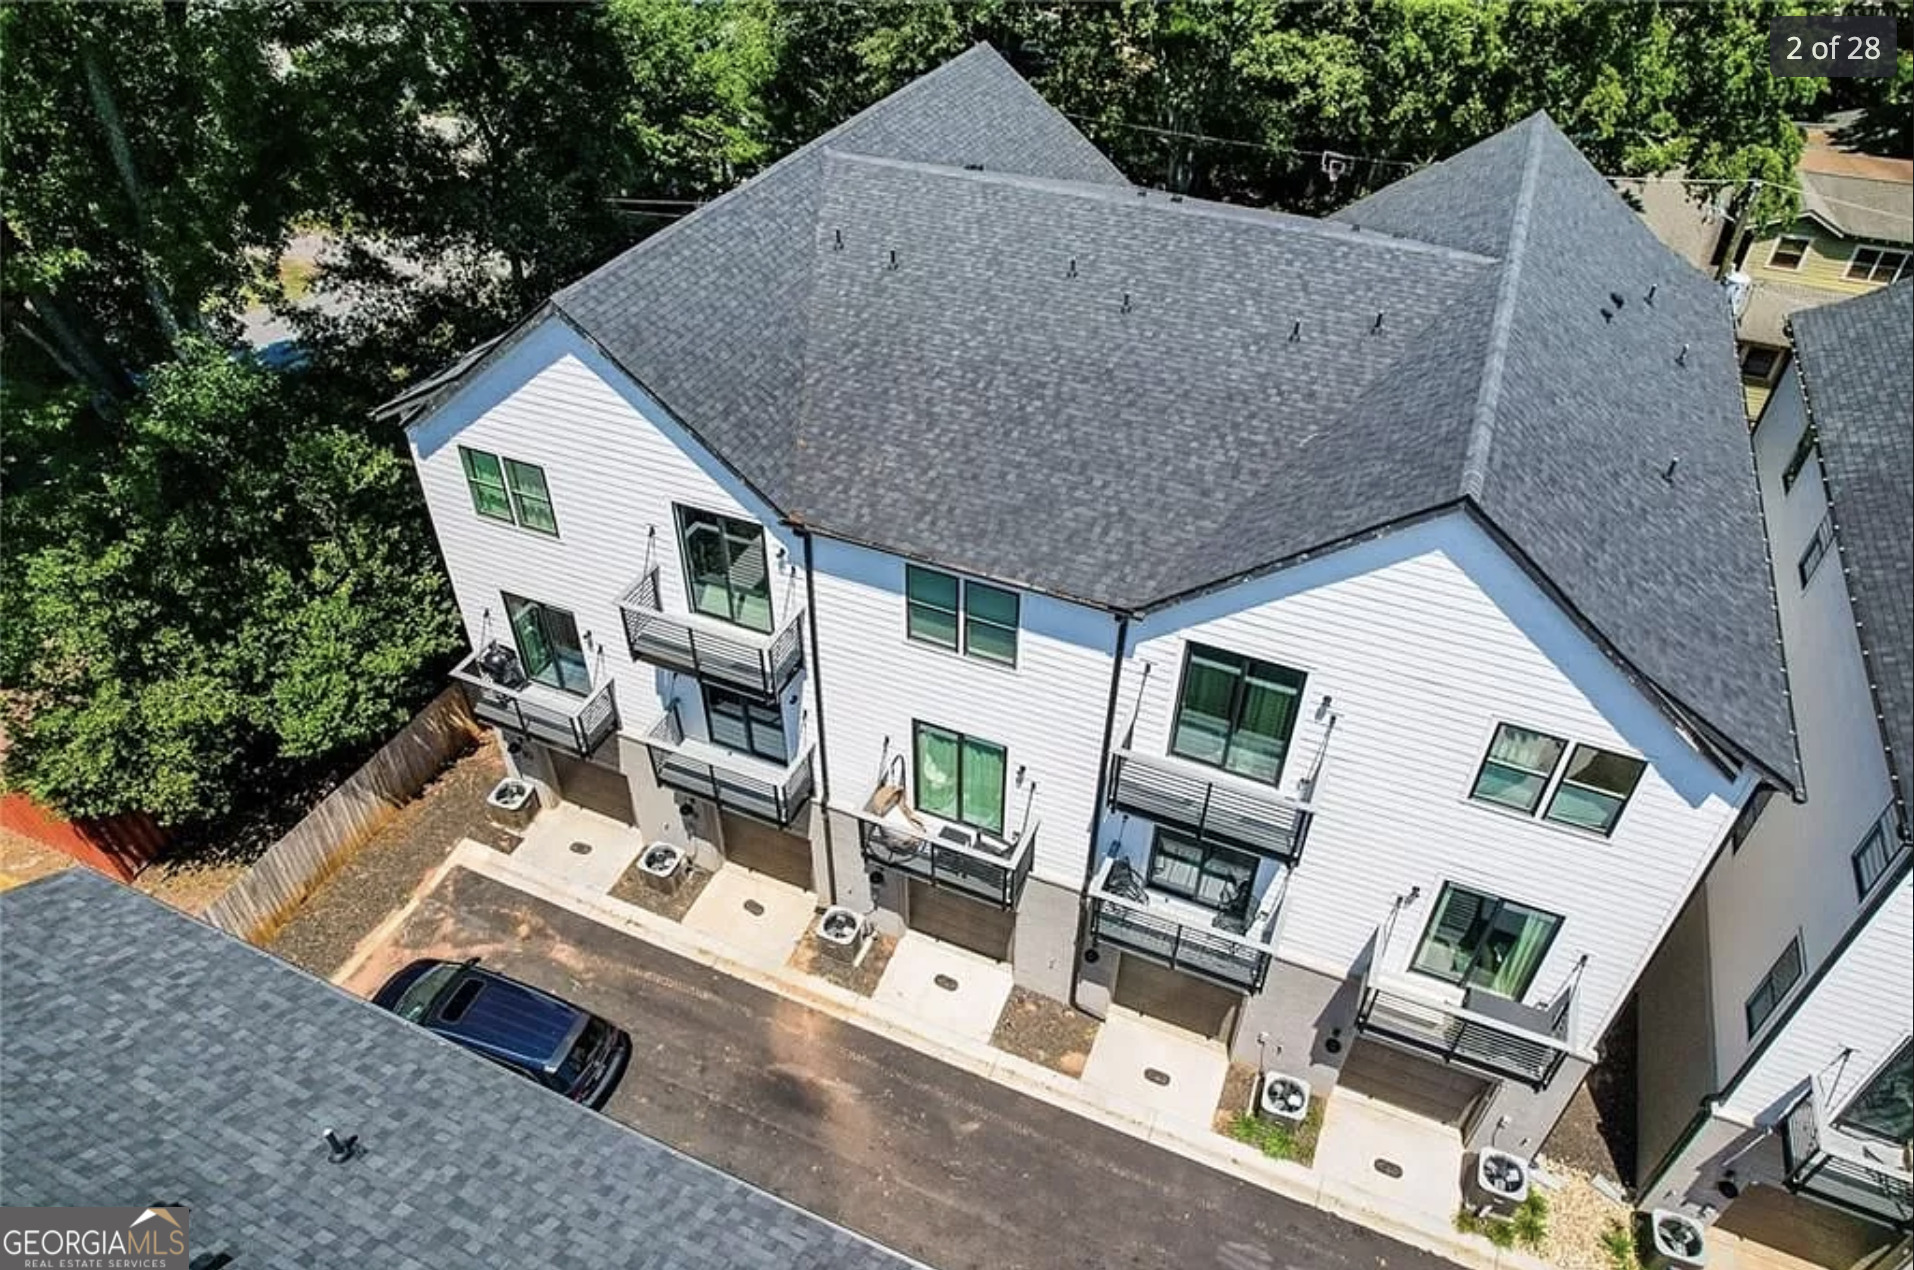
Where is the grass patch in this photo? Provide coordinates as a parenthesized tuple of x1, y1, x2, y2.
(278, 256, 319, 302)
(1224, 1094, 1323, 1167)
(1599, 1218, 1639, 1270)
(1455, 1191, 1549, 1250)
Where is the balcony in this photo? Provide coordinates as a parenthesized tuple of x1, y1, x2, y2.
(637, 706, 814, 829)
(619, 568, 804, 699)
(1107, 748, 1313, 863)
(854, 793, 1036, 910)
(1087, 854, 1285, 993)
(1355, 923, 1579, 1088)
(451, 653, 618, 757)
(1781, 1073, 1913, 1230)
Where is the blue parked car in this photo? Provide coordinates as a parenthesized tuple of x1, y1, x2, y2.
(373, 958, 629, 1109)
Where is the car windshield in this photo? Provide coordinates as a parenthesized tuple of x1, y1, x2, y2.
(551, 1018, 610, 1090)
(391, 963, 462, 1023)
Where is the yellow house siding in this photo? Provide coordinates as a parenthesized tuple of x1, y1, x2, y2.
(1743, 221, 1901, 297)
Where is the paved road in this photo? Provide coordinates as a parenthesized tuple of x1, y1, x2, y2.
(367, 867, 1461, 1270)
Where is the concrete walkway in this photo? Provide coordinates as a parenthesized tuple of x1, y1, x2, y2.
(336, 839, 1556, 1270)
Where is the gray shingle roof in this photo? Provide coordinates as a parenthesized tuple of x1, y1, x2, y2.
(0, 870, 922, 1270)
(1799, 169, 1914, 245)
(1789, 281, 1914, 808)
(411, 47, 1797, 789)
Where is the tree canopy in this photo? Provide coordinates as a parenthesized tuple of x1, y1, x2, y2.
(0, 0, 1842, 825)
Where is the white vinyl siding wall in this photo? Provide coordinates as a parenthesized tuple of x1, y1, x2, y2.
(1110, 513, 1747, 1046)
(406, 319, 813, 755)
(809, 537, 1118, 886)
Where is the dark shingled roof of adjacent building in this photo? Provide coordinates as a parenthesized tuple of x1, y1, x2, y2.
(1789, 281, 1914, 810)
(399, 43, 1799, 790)
(0, 869, 923, 1270)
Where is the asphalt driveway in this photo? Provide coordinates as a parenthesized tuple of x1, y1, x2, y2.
(351, 866, 1461, 1270)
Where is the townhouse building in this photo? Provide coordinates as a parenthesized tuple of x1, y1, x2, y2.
(1636, 282, 1912, 1260)
(386, 47, 1796, 1158)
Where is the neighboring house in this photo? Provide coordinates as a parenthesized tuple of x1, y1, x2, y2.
(1635, 282, 1912, 1259)
(0, 870, 920, 1270)
(385, 47, 1795, 1158)
(1725, 135, 1912, 420)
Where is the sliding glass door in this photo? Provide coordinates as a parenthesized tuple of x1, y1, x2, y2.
(504, 594, 590, 695)
(1411, 883, 1561, 1000)
(1169, 645, 1306, 784)
(677, 505, 772, 632)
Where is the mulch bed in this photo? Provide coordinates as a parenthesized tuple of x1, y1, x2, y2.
(989, 986, 1100, 1077)
(609, 858, 712, 922)
(1213, 1061, 1261, 1133)
(788, 930, 898, 997)
(266, 741, 499, 978)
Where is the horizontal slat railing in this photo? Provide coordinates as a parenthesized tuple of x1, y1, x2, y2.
(1782, 1077, 1914, 1230)
(855, 808, 1035, 910)
(450, 654, 618, 757)
(1108, 750, 1311, 862)
(1086, 856, 1275, 993)
(619, 567, 803, 698)
(640, 708, 814, 828)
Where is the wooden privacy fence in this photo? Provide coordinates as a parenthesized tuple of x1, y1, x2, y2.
(203, 687, 483, 943)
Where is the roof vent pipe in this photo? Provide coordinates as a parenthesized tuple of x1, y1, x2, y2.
(886, 249, 898, 271)
(1289, 320, 1301, 343)
(1371, 312, 1384, 334)
(1663, 456, 1681, 484)
(1066, 258, 1077, 279)
(1677, 342, 1689, 366)
(1120, 292, 1132, 314)
(323, 1129, 359, 1164)
(1645, 284, 1657, 305)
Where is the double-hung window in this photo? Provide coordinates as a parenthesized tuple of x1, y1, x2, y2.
(1781, 426, 1817, 493)
(1411, 884, 1562, 1000)
(503, 593, 590, 695)
(1767, 236, 1811, 271)
(703, 685, 788, 764)
(1797, 512, 1835, 587)
(1836, 1041, 1913, 1145)
(912, 722, 1006, 836)
(461, 447, 558, 535)
(677, 506, 772, 632)
(905, 566, 1019, 665)
(1147, 829, 1256, 918)
(1847, 246, 1909, 284)
(1739, 345, 1782, 386)
(1851, 809, 1905, 899)
(1468, 723, 1645, 836)
(1745, 935, 1804, 1037)
(1170, 645, 1307, 784)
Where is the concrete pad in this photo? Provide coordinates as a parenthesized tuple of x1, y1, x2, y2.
(872, 933, 1014, 1048)
(681, 865, 813, 970)
(1079, 1007, 1228, 1133)
(512, 804, 646, 894)
(1315, 1086, 1463, 1228)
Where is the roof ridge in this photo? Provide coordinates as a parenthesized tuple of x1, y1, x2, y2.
(820, 149, 1499, 266)
(1458, 118, 1547, 501)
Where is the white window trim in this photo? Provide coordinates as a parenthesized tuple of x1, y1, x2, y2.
(1767, 235, 1812, 272)
(1459, 719, 1646, 840)
(902, 564, 1021, 670)
(1845, 245, 1910, 284)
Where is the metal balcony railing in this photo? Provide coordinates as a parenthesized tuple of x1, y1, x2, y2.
(1781, 1072, 1914, 1230)
(855, 796, 1037, 910)
(619, 567, 804, 699)
(1086, 856, 1280, 993)
(638, 706, 815, 829)
(1355, 923, 1579, 1088)
(1107, 748, 1313, 863)
(450, 653, 618, 757)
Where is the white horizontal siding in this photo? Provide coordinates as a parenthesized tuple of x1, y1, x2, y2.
(406, 318, 813, 756)
(1703, 369, 1899, 1080)
(1723, 875, 1913, 1123)
(1111, 513, 1747, 1047)
(809, 537, 1118, 886)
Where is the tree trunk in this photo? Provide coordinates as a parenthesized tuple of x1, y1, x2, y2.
(79, 39, 182, 353)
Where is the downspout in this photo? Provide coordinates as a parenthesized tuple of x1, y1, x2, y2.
(795, 520, 838, 905)
(1071, 611, 1132, 1013)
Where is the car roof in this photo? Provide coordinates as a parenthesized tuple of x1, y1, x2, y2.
(424, 964, 587, 1073)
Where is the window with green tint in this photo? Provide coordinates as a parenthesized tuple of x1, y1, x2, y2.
(504, 593, 590, 695)
(1411, 884, 1561, 1000)
(1745, 935, 1803, 1037)
(1836, 1041, 1912, 1145)
(1469, 724, 1567, 813)
(504, 458, 558, 536)
(1543, 744, 1645, 835)
(912, 722, 1006, 835)
(1168, 645, 1305, 784)
(903, 566, 1018, 666)
(676, 505, 772, 632)
(905, 566, 959, 651)
(460, 447, 514, 523)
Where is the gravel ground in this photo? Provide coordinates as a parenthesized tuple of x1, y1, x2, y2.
(1532, 1164, 1633, 1270)
(611, 858, 713, 921)
(990, 986, 1101, 1076)
(1542, 995, 1640, 1186)
(266, 741, 499, 978)
(789, 929, 897, 996)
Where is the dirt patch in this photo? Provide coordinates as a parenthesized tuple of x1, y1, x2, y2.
(1542, 994, 1638, 1186)
(267, 742, 502, 978)
(788, 929, 897, 997)
(0, 830, 77, 891)
(989, 986, 1100, 1077)
(1, 826, 242, 914)
(610, 858, 713, 922)
(1213, 1062, 1261, 1132)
